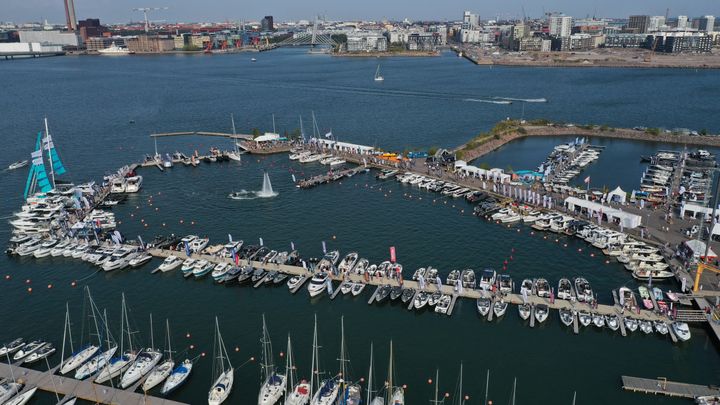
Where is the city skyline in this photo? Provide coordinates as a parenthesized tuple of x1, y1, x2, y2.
(4, 0, 718, 25)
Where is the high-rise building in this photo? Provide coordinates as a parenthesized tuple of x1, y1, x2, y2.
(462, 11, 479, 29)
(549, 15, 572, 37)
(628, 15, 650, 33)
(261, 16, 274, 32)
(697, 16, 715, 33)
(677, 15, 689, 30)
(63, 0, 77, 31)
(648, 16, 666, 32)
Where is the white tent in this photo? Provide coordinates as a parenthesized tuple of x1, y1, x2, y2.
(607, 186, 627, 204)
(683, 239, 717, 261)
(682, 202, 714, 219)
(454, 160, 468, 169)
(564, 196, 642, 228)
(254, 132, 281, 143)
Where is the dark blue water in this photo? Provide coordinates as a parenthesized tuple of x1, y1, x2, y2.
(1, 49, 719, 404)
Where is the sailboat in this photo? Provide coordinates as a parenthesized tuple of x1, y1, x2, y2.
(366, 343, 383, 405)
(429, 368, 444, 405)
(95, 294, 138, 384)
(386, 341, 404, 405)
(208, 317, 234, 405)
(310, 315, 339, 405)
(119, 313, 162, 388)
(228, 113, 243, 162)
(374, 65, 384, 82)
(284, 335, 310, 405)
(74, 308, 118, 380)
(257, 315, 286, 405)
(23, 118, 66, 199)
(452, 364, 463, 405)
(161, 358, 193, 396)
(59, 295, 99, 375)
(142, 319, 175, 391)
(337, 316, 361, 405)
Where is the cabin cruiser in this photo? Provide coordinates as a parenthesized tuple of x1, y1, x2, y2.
(573, 278, 593, 302)
(497, 274, 512, 294)
(534, 278, 550, 298)
(446, 270, 460, 286)
(125, 176, 143, 193)
(619, 287, 638, 311)
(128, 253, 152, 268)
(557, 278, 573, 300)
(157, 255, 183, 272)
(307, 272, 330, 298)
(478, 269, 496, 291)
(193, 260, 216, 278)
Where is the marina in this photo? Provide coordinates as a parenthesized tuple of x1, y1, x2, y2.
(3, 49, 720, 404)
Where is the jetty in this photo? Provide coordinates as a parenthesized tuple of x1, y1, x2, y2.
(0, 363, 187, 405)
(296, 166, 369, 189)
(621, 375, 720, 399)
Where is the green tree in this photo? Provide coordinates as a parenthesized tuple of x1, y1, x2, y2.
(252, 128, 261, 138)
(428, 146, 439, 156)
(645, 127, 660, 136)
(479, 162, 491, 170)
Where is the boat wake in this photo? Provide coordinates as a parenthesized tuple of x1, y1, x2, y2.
(463, 98, 512, 105)
(228, 190, 277, 200)
(493, 97, 548, 103)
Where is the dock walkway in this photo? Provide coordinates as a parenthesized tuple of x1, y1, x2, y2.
(0, 363, 187, 405)
(149, 248, 673, 324)
(621, 375, 720, 398)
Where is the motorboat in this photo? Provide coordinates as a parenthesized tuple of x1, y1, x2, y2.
(672, 322, 691, 341)
(0, 338, 25, 357)
(559, 309, 573, 326)
(479, 269, 496, 290)
(340, 281, 354, 295)
(638, 286, 653, 310)
(188, 237, 209, 253)
(251, 268, 267, 283)
(605, 315, 620, 331)
(493, 300, 508, 318)
(157, 256, 183, 272)
(518, 303, 531, 320)
(237, 267, 254, 284)
(8, 160, 28, 170)
(211, 263, 231, 282)
(376, 285, 392, 303)
(400, 288, 415, 303)
(534, 278, 550, 298)
(390, 286, 403, 301)
(353, 259, 369, 274)
(161, 359, 193, 395)
(624, 318, 638, 333)
(638, 320, 653, 334)
(652, 287, 664, 301)
(461, 269, 477, 289)
(414, 291, 430, 309)
(557, 278, 573, 300)
(632, 269, 674, 280)
(619, 287, 638, 311)
(22, 343, 56, 364)
(222, 266, 243, 284)
(574, 278, 593, 303)
(308, 272, 330, 298)
(263, 270, 279, 284)
(592, 313, 605, 328)
(181, 259, 198, 274)
(446, 270, 461, 286)
(337, 252, 359, 273)
(476, 297, 491, 316)
(578, 311, 592, 327)
(193, 261, 215, 278)
(13, 340, 46, 361)
(102, 248, 135, 271)
(351, 283, 366, 296)
(128, 253, 152, 268)
(653, 321, 669, 335)
(435, 295, 452, 314)
(520, 279, 533, 296)
(534, 304, 549, 323)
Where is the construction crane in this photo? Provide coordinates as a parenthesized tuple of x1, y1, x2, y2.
(694, 262, 720, 292)
(132, 7, 169, 32)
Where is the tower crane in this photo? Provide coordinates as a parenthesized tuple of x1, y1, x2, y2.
(132, 7, 169, 32)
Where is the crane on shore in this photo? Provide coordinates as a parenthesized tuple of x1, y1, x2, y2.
(132, 7, 169, 32)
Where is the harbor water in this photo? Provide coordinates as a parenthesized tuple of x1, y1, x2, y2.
(1, 49, 719, 404)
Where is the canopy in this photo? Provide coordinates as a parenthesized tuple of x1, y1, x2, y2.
(682, 239, 717, 261)
(607, 186, 626, 204)
(454, 160, 467, 169)
(564, 196, 642, 228)
(254, 133, 281, 143)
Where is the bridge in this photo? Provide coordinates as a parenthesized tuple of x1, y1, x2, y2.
(277, 18, 337, 48)
(1, 50, 66, 60)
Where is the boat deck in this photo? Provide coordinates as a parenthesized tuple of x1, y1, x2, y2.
(0, 363, 187, 405)
(621, 375, 720, 398)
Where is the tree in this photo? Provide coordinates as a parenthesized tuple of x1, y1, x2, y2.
(479, 162, 491, 170)
(700, 129, 708, 136)
(645, 127, 660, 136)
(428, 146, 439, 156)
(252, 128, 261, 138)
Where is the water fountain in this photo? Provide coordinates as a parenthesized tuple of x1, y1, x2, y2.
(256, 171, 278, 198)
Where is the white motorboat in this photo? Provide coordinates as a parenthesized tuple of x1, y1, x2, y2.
(156, 255, 183, 272)
(518, 303, 531, 320)
(125, 176, 143, 193)
(573, 278, 593, 303)
(8, 160, 29, 170)
(557, 278, 573, 300)
(592, 313, 605, 328)
(22, 343, 55, 364)
(161, 359, 193, 395)
(559, 309, 574, 326)
(639, 320, 653, 334)
(0, 338, 25, 357)
(98, 44, 133, 55)
(478, 269, 496, 291)
(493, 300, 508, 317)
(13, 340, 47, 361)
(654, 321, 669, 335)
(128, 253, 152, 268)
(351, 282, 366, 296)
(208, 318, 234, 405)
(606, 315, 620, 331)
(188, 237, 209, 253)
(534, 304, 549, 323)
(212, 263, 231, 282)
(102, 248, 135, 271)
(535, 278, 550, 298)
(435, 294, 452, 314)
(624, 318, 638, 333)
(307, 272, 330, 298)
(476, 297, 491, 316)
(578, 311, 592, 327)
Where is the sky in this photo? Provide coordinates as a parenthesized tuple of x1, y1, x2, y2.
(3, 0, 718, 24)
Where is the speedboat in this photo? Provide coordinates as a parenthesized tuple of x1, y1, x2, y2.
(574, 278, 593, 303)
(461, 269, 477, 289)
(557, 278, 573, 300)
(157, 256, 183, 272)
(337, 252, 359, 273)
(129, 253, 152, 268)
(592, 313, 605, 328)
(390, 286, 403, 301)
(518, 303, 531, 320)
(493, 300, 508, 318)
(535, 278, 550, 298)
(638, 320, 653, 334)
(0, 338, 25, 357)
(672, 322, 691, 341)
(414, 291, 430, 309)
(212, 263, 231, 282)
(476, 297, 491, 316)
(193, 260, 215, 278)
(286, 275, 304, 290)
(653, 321, 669, 335)
(308, 272, 329, 298)
(250, 268, 266, 283)
(446, 270, 460, 286)
(161, 358, 193, 395)
(605, 315, 620, 331)
(351, 283, 366, 296)
(8, 160, 28, 170)
(638, 286, 653, 310)
(237, 267, 254, 284)
(340, 281, 354, 295)
(624, 318, 638, 333)
(376, 285, 392, 303)
(578, 311, 592, 327)
(22, 343, 55, 364)
(520, 279, 533, 296)
(559, 309, 574, 326)
(534, 304, 549, 323)
(435, 294, 452, 314)
(478, 269, 496, 290)
(13, 340, 46, 361)
(401, 288, 415, 303)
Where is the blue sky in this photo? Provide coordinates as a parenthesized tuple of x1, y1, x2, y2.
(4, 0, 718, 24)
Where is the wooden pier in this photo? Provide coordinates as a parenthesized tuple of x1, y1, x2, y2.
(296, 166, 369, 189)
(0, 363, 187, 405)
(621, 375, 720, 398)
(147, 248, 679, 335)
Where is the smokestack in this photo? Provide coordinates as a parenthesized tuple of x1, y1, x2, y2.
(64, 0, 77, 31)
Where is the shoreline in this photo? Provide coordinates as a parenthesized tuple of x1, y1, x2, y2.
(332, 51, 440, 58)
(457, 121, 720, 163)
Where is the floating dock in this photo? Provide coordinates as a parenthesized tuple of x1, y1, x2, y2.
(621, 375, 720, 398)
(0, 364, 187, 405)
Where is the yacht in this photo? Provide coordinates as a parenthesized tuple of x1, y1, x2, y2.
(573, 278, 593, 302)
(157, 256, 183, 272)
(161, 359, 193, 395)
(125, 176, 143, 193)
(307, 272, 330, 298)
(98, 44, 133, 55)
(478, 269, 496, 291)
(208, 318, 234, 405)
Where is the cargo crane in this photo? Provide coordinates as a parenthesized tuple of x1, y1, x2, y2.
(132, 7, 169, 32)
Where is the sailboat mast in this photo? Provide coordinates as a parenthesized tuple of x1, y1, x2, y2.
(366, 342, 374, 405)
(310, 314, 318, 400)
(104, 309, 111, 350)
(299, 114, 305, 142)
(59, 302, 70, 370)
(285, 335, 293, 399)
(484, 369, 490, 405)
(434, 369, 439, 404)
(87, 290, 103, 351)
(261, 314, 271, 380)
(387, 341, 393, 405)
(44, 117, 55, 188)
(339, 316, 346, 384)
(120, 294, 126, 354)
(166, 319, 172, 360)
(149, 313, 155, 350)
(512, 377, 516, 405)
(459, 363, 463, 405)
(272, 114, 276, 134)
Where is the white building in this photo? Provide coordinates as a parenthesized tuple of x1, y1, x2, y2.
(677, 15, 689, 30)
(459, 28, 481, 43)
(18, 30, 80, 47)
(346, 32, 387, 52)
(549, 15, 573, 37)
(463, 11, 479, 29)
(698, 15, 715, 33)
(648, 16, 666, 32)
